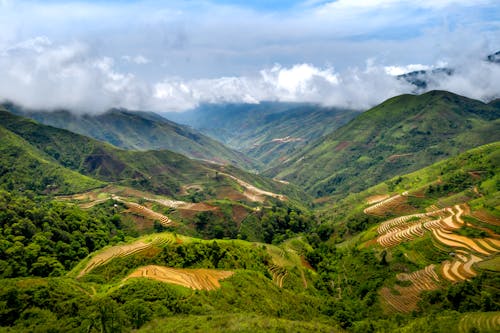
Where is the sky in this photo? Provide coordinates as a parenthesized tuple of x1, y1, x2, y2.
(0, 0, 499, 112)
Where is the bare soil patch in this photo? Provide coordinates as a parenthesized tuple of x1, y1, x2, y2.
(334, 141, 350, 151)
(387, 153, 413, 162)
(472, 210, 500, 226)
(366, 194, 390, 205)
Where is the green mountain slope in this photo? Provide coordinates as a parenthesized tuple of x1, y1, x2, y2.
(268, 90, 500, 197)
(162, 102, 359, 168)
(0, 108, 305, 202)
(0, 126, 104, 194)
(4, 104, 257, 170)
(0, 142, 498, 332)
(304, 142, 500, 327)
(318, 142, 499, 240)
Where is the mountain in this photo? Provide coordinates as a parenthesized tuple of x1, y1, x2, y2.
(3, 103, 257, 170)
(0, 108, 305, 202)
(162, 102, 360, 168)
(314, 142, 500, 318)
(1, 143, 498, 332)
(267, 90, 500, 197)
(398, 68, 454, 90)
(0, 126, 104, 194)
(399, 50, 500, 91)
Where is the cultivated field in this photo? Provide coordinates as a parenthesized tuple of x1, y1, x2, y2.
(127, 265, 234, 290)
(77, 234, 176, 277)
(374, 202, 500, 313)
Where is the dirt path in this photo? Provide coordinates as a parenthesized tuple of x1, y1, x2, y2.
(79, 197, 111, 209)
(220, 173, 286, 202)
(126, 265, 234, 290)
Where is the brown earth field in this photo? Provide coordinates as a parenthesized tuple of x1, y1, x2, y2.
(126, 265, 234, 290)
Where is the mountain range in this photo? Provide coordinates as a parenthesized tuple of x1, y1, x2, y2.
(267, 90, 500, 198)
(3, 103, 257, 170)
(0, 89, 499, 332)
(162, 102, 360, 168)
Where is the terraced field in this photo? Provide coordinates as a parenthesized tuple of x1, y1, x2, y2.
(77, 235, 175, 278)
(264, 241, 313, 289)
(440, 253, 483, 282)
(376, 206, 451, 248)
(363, 192, 407, 216)
(458, 312, 500, 333)
(126, 265, 234, 290)
(269, 264, 288, 288)
(114, 196, 175, 227)
(366, 194, 390, 205)
(58, 185, 218, 213)
(432, 228, 498, 256)
(144, 196, 217, 211)
(377, 222, 426, 247)
(380, 264, 441, 312)
(377, 210, 445, 235)
(375, 202, 500, 312)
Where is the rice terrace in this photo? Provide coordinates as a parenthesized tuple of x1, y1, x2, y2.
(0, 1, 499, 332)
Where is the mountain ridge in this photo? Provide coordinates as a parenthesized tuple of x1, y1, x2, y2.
(0, 108, 305, 201)
(162, 102, 360, 168)
(3, 103, 258, 170)
(267, 90, 500, 197)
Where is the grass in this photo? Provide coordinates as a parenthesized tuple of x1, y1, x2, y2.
(137, 313, 340, 333)
(476, 255, 500, 272)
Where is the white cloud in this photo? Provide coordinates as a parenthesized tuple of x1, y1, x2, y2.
(0, 35, 499, 113)
(150, 62, 414, 111)
(426, 60, 500, 101)
(0, 38, 149, 112)
(318, 0, 494, 11)
(384, 64, 433, 76)
(122, 55, 150, 65)
(1, 36, 52, 55)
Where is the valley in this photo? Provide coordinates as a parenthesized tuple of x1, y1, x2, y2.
(0, 92, 498, 333)
(1, 1, 499, 331)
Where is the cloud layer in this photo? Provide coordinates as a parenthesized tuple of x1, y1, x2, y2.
(0, 1, 498, 112)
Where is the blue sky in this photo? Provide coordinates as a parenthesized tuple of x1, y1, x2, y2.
(211, 0, 307, 10)
(0, 0, 499, 112)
